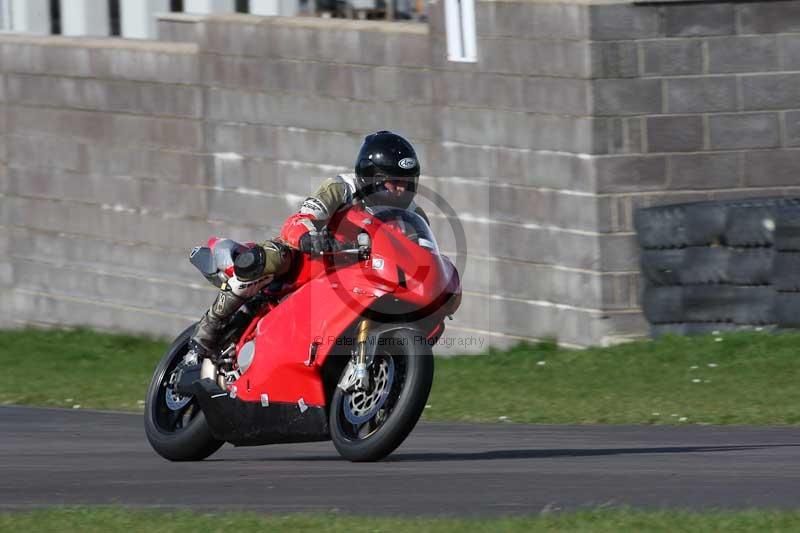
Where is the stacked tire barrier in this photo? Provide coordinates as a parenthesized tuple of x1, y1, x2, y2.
(774, 206, 800, 330)
(634, 197, 800, 337)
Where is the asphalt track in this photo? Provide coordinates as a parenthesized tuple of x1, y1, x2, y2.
(2, 406, 800, 515)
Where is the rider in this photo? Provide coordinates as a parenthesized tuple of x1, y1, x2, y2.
(189, 130, 429, 360)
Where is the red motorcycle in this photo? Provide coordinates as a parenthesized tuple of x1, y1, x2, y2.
(144, 205, 461, 462)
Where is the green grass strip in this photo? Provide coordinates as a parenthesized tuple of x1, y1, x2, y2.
(427, 332, 800, 425)
(0, 328, 165, 411)
(2, 327, 800, 425)
(3, 508, 800, 532)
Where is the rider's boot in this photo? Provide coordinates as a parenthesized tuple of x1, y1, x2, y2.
(189, 289, 245, 361)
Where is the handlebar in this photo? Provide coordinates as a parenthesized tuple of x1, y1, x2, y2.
(316, 248, 363, 256)
(304, 231, 372, 258)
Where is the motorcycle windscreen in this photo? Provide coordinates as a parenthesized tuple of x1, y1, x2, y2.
(370, 207, 440, 253)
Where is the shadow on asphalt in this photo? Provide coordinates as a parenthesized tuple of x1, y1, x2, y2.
(386, 444, 800, 462)
(216, 444, 800, 463)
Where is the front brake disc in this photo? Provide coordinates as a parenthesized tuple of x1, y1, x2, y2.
(165, 386, 192, 411)
(343, 355, 395, 425)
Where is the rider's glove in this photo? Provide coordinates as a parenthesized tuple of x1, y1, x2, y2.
(280, 213, 316, 249)
(298, 232, 333, 255)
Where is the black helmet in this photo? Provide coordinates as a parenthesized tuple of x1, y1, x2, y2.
(354, 130, 420, 209)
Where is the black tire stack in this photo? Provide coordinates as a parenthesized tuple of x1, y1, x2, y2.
(635, 197, 800, 337)
(774, 206, 800, 329)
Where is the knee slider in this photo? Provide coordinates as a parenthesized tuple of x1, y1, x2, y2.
(233, 246, 267, 281)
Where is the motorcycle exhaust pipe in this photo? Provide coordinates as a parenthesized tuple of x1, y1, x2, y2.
(200, 344, 235, 390)
(201, 358, 216, 381)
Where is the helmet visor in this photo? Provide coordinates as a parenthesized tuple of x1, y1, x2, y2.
(361, 175, 417, 209)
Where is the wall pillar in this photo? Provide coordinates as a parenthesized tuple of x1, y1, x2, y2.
(60, 0, 109, 36)
(121, 0, 170, 39)
(250, 0, 279, 16)
(9, 0, 50, 35)
(183, 0, 235, 13)
(279, 0, 299, 16)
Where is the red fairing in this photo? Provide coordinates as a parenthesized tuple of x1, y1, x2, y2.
(361, 212, 459, 315)
(229, 205, 460, 406)
(279, 213, 316, 248)
(441, 256, 462, 315)
(233, 267, 376, 405)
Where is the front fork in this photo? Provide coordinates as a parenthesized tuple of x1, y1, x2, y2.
(338, 319, 372, 393)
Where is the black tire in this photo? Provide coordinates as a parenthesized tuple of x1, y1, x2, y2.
(774, 206, 800, 251)
(639, 248, 686, 286)
(640, 247, 730, 286)
(635, 197, 800, 250)
(726, 248, 774, 286)
(642, 285, 775, 325)
(634, 203, 691, 249)
(776, 292, 800, 328)
(651, 322, 775, 338)
(641, 247, 773, 286)
(677, 247, 728, 285)
(729, 287, 775, 325)
(723, 205, 778, 247)
(634, 201, 729, 249)
(330, 330, 433, 462)
(684, 202, 728, 247)
(772, 251, 800, 291)
(714, 197, 800, 248)
(144, 324, 224, 462)
(641, 285, 733, 324)
(651, 322, 738, 338)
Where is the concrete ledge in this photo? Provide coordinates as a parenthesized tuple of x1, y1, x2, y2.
(478, 0, 637, 4)
(154, 12, 208, 23)
(477, 0, 780, 4)
(157, 11, 428, 34)
(0, 34, 198, 54)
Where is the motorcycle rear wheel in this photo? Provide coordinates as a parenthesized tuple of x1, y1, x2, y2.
(144, 323, 224, 461)
(330, 330, 434, 462)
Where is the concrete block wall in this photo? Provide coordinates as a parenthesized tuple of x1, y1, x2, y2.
(0, 35, 210, 335)
(426, 1, 647, 347)
(4, 1, 800, 349)
(584, 0, 800, 346)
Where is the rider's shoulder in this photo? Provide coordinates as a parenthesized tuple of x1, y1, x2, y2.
(332, 173, 358, 195)
(316, 174, 357, 195)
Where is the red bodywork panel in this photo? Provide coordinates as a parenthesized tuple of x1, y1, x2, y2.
(234, 269, 376, 405)
(228, 206, 461, 407)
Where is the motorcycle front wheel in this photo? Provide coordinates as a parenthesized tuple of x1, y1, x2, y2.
(330, 330, 434, 462)
(144, 323, 224, 461)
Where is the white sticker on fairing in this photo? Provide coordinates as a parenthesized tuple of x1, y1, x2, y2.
(372, 258, 385, 270)
(398, 158, 416, 170)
